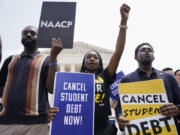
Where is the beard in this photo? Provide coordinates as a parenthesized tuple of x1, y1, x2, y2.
(139, 59, 152, 66)
(21, 38, 37, 49)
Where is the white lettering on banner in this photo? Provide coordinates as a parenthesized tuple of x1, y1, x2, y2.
(64, 116, 83, 125)
(66, 104, 82, 113)
(40, 20, 73, 28)
(63, 82, 87, 91)
(112, 88, 119, 96)
(61, 92, 88, 102)
(110, 79, 121, 89)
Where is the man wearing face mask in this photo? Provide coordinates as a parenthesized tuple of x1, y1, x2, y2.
(0, 26, 63, 135)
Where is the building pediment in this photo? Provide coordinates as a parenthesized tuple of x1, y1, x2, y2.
(42, 41, 113, 54)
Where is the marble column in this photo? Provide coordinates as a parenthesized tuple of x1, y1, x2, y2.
(60, 64, 65, 72)
(70, 64, 75, 72)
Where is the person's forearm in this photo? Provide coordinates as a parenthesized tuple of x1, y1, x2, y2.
(107, 19, 127, 76)
(46, 38, 63, 93)
(46, 56, 58, 94)
(115, 100, 123, 118)
(107, 4, 130, 76)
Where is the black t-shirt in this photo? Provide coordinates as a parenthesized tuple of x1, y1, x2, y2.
(94, 68, 116, 129)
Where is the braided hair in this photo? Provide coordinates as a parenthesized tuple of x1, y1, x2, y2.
(80, 50, 103, 75)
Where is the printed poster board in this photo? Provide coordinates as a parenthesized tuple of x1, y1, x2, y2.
(118, 79, 178, 135)
(37, 2, 76, 48)
(50, 72, 95, 135)
(110, 71, 124, 101)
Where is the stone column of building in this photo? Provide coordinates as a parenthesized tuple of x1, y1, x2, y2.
(60, 64, 65, 72)
(70, 64, 76, 72)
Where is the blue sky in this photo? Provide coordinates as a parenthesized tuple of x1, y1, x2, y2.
(1, 0, 180, 73)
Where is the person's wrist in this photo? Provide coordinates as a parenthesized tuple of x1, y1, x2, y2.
(48, 62, 57, 66)
(120, 20, 127, 29)
(119, 25, 128, 29)
(50, 53, 58, 59)
(176, 105, 180, 115)
(49, 54, 57, 61)
(120, 19, 127, 25)
(49, 58, 57, 66)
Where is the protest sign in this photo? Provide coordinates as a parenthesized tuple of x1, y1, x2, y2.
(110, 71, 124, 101)
(37, 2, 76, 48)
(50, 72, 95, 135)
(118, 79, 178, 135)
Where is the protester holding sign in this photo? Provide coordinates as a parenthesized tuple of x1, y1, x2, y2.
(0, 25, 63, 135)
(48, 3, 130, 135)
(116, 43, 180, 134)
(79, 4, 130, 135)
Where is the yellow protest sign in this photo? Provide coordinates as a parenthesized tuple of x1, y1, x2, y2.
(118, 79, 178, 135)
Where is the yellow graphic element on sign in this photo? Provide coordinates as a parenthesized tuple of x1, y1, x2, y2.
(118, 79, 165, 94)
(118, 79, 178, 135)
(122, 104, 161, 120)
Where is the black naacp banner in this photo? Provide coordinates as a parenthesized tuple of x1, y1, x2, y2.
(37, 2, 76, 48)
